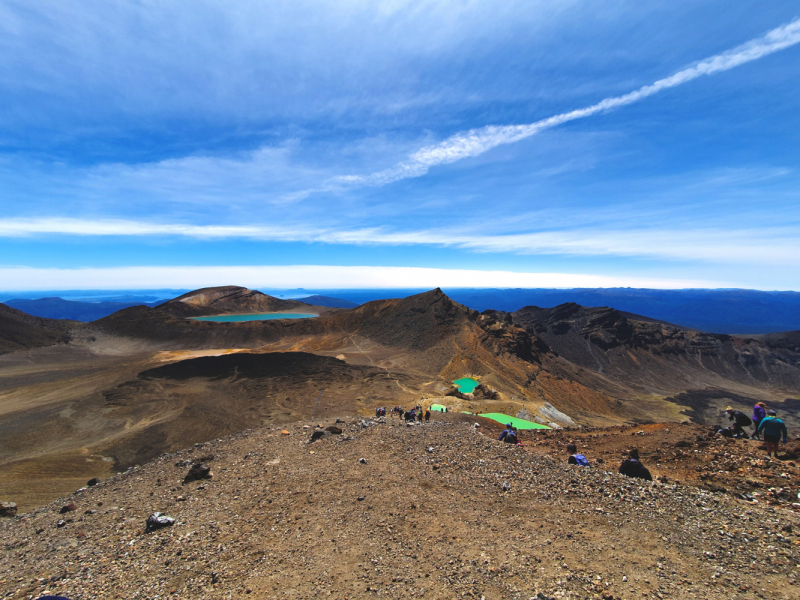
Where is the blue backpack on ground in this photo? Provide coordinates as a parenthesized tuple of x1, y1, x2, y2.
(573, 453, 589, 466)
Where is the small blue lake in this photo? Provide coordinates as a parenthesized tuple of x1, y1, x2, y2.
(191, 313, 318, 322)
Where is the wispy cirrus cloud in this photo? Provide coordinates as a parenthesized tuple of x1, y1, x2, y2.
(1, 217, 798, 265)
(290, 17, 800, 199)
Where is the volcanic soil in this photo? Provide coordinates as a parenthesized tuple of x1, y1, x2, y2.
(3, 286, 800, 517)
(2, 413, 799, 600)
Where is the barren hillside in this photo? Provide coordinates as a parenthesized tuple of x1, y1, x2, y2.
(1, 415, 798, 600)
(0, 303, 75, 354)
(2, 288, 800, 512)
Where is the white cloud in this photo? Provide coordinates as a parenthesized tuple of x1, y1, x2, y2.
(301, 17, 800, 194)
(0, 265, 727, 292)
(1, 217, 798, 265)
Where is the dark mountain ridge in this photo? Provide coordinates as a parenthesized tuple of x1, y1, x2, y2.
(269, 287, 800, 334)
(510, 302, 800, 397)
(0, 303, 76, 354)
(157, 285, 316, 318)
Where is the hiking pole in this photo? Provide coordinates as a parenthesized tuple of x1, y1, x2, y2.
(311, 390, 322, 420)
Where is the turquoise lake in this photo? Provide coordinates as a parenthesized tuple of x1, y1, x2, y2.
(452, 377, 479, 393)
(191, 313, 318, 322)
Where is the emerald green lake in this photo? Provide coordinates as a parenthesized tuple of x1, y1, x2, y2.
(191, 313, 317, 322)
(452, 377, 479, 393)
(478, 413, 550, 430)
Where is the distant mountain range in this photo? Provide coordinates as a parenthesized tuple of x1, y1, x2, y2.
(3, 297, 162, 322)
(289, 288, 800, 334)
(2, 290, 356, 322)
(443, 288, 800, 334)
(296, 295, 359, 309)
(2, 287, 799, 333)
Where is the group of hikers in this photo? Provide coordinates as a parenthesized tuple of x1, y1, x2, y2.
(379, 405, 432, 423)
(717, 403, 789, 457)
(566, 444, 653, 481)
(497, 420, 656, 481)
(494, 401, 791, 482)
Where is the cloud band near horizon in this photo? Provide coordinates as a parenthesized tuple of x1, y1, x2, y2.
(0, 218, 797, 264)
(0, 265, 729, 292)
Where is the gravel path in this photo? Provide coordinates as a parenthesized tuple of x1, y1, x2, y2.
(2, 417, 799, 599)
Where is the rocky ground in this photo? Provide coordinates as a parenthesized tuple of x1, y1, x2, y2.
(2, 414, 799, 600)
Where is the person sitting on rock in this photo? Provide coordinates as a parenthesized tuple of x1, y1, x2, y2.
(757, 410, 788, 458)
(567, 443, 589, 466)
(618, 448, 652, 481)
(751, 402, 767, 439)
(498, 423, 518, 444)
(725, 407, 752, 438)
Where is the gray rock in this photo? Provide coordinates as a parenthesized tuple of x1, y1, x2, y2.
(0, 501, 17, 517)
(310, 430, 328, 442)
(183, 463, 212, 484)
(145, 512, 175, 533)
(59, 502, 77, 514)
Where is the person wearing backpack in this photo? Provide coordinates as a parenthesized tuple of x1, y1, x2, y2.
(498, 423, 517, 444)
(619, 448, 652, 481)
(566, 443, 589, 466)
(757, 410, 788, 458)
(725, 407, 752, 438)
(751, 402, 767, 439)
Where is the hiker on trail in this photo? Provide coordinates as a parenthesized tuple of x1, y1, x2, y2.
(567, 443, 589, 466)
(425, 409, 431, 422)
(498, 423, 518, 444)
(725, 407, 752, 438)
(757, 410, 788, 458)
(752, 402, 767, 439)
(417, 409, 423, 422)
(619, 448, 652, 481)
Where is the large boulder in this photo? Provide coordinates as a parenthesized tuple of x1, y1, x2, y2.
(0, 502, 17, 518)
(309, 429, 329, 442)
(472, 384, 499, 400)
(183, 463, 212, 484)
(444, 386, 468, 400)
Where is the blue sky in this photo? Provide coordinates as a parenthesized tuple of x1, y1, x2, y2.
(1, 0, 799, 290)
